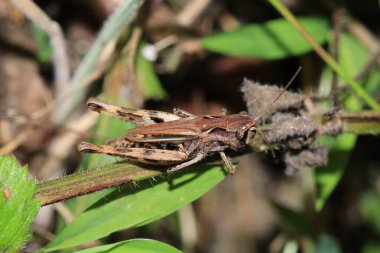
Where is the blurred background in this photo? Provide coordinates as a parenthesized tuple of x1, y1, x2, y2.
(1, 0, 380, 252)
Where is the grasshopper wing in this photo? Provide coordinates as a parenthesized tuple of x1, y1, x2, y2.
(124, 116, 227, 143)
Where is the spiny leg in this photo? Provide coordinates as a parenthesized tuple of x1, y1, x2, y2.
(219, 151, 235, 175)
(167, 152, 207, 173)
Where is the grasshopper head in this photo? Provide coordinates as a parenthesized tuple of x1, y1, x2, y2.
(227, 112, 257, 146)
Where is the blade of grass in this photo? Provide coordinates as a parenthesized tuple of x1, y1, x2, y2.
(74, 239, 182, 253)
(267, 0, 380, 110)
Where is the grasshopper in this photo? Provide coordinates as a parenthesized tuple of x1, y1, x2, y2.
(78, 70, 299, 174)
(78, 97, 254, 174)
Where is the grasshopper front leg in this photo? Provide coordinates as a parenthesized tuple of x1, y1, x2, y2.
(219, 151, 235, 174)
(78, 142, 187, 165)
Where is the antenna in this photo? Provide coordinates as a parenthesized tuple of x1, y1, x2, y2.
(255, 66, 302, 121)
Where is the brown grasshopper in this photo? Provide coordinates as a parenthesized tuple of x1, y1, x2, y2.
(78, 70, 299, 174)
(78, 98, 254, 174)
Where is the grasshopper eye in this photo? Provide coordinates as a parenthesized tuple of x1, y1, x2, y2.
(237, 126, 247, 140)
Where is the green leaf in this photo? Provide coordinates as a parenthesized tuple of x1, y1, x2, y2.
(202, 17, 329, 59)
(74, 239, 182, 253)
(0, 155, 40, 253)
(359, 191, 380, 233)
(45, 164, 226, 251)
(136, 43, 168, 100)
(314, 133, 357, 211)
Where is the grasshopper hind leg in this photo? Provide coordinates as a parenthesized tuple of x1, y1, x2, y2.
(86, 97, 181, 125)
(78, 142, 187, 165)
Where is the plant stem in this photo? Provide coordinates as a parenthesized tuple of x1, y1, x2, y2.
(267, 0, 380, 110)
(338, 111, 380, 134)
(35, 162, 162, 206)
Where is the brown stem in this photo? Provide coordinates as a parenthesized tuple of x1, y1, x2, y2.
(337, 111, 380, 134)
(35, 162, 162, 206)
